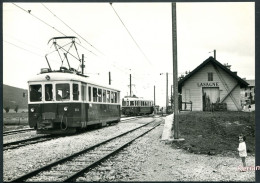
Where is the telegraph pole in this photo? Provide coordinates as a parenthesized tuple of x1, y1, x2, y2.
(109, 72, 111, 85)
(172, 2, 179, 139)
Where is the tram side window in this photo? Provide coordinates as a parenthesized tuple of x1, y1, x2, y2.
(103, 90, 106, 103)
(30, 85, 42, 102)
(93, 87, 97, 102)
(111, 91, 114, 103)
(88, 86, 92, 102)
(45, 84, 53, 101)
(98, 88, 102, 102)
(81, 85, 86, 101)
(107, 91, 111, 103)
(56, 84, 70, 101)
(73, 84, 79, 101)
(114, 92, 118, 103)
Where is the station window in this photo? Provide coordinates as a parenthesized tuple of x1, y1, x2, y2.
(98, 88, 102, 102)
(81, 85, 86, 101)
(208, 72, 213, 81)
(93, 87, 97, 102)
(88, 86, 92, 102)
(30, 84, 42, 102)
(45, 84, 53, 101)
(73, 83, 79, 101)
(107, 91, 111, 103)
(103, 90, 106, 103)
(56, 84, 70, 101)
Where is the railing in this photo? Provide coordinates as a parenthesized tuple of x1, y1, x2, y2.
(180, 102, 192, 111)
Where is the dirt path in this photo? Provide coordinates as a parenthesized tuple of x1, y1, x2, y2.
(133, 124, 255, 182)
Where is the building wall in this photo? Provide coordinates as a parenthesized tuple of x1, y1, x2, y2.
(181, 63, 241, 111)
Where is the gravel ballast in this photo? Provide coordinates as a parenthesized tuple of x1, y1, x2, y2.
(4, 117, 255, 182)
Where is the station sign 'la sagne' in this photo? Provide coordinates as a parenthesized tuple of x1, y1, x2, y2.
(197, 82, 219, 87)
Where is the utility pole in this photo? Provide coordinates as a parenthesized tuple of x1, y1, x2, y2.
(109, 71, 111, 85)
(172, 2, 179, 139)
(154, 85, 156, 106)
(81, 54, 84, 74)
(130, 74, 132, 97)
(166, 72, 168, 114)
(214, 49, 216, 60)
(171, 85, 173, 110)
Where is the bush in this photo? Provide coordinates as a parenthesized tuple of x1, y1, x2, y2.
(14, 105, 19, 113)
(4, 107, 10, 113)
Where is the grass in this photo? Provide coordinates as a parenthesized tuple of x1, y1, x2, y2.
(3, 112, 28, 125)
(172, 111, 255, 157)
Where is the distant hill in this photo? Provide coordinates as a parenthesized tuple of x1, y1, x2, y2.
(3, 84, 28, 111)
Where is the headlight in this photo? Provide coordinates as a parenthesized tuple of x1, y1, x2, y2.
(30, 108, 35, 112)
(64, 106, 68, 111)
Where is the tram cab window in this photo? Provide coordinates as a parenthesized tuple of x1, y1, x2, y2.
(130, 101, 134, 106)
(56, 84, 70, 101)
(30, 84, 42, 102)
(107, 91, 111, 103)
(88, 86, 92, 102)
(117, 92, 120, 104)
(122, 100, 126, 106)
(98, 89, 102, 102)
(73, 84, 79, 101)
(45, 84, 53, 101)
(103, 90, 106, 103)
(93, 87, 98, 102)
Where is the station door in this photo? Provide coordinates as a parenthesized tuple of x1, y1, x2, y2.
(202, 87, 220, 111)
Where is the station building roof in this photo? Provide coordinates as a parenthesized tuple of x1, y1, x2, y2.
(178, 56, 249, 92)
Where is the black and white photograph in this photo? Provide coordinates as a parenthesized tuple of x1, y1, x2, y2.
(3, 1, 256, 182)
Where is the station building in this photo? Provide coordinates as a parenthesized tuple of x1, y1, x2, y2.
(240, 79, 255, 106)
(178, 56, 249, 111)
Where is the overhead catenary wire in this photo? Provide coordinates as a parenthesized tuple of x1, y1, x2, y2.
(4, 40, 44, 58)
(11, 3, 137, 79)
(12, 3, 66, 37)
(109, 3, 153, 67)
(41, 3, 104, 56)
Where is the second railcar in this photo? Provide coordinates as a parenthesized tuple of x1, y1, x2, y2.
(121, 96, 154, 116)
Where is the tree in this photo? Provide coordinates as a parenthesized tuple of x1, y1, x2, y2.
(14, 105, 19, 113)
(4, 107, 10, 113)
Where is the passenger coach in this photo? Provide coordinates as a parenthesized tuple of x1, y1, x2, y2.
(28, 68, 121, 134)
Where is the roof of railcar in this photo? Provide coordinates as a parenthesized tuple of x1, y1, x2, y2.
(122, 96, 153, 102)
(28, 72, 120, 91)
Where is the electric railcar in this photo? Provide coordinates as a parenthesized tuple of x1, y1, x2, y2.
(121, 96, 154, 116)
(28, 69, 121, 134)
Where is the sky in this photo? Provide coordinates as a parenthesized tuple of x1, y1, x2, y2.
(3, 2, 255, 107)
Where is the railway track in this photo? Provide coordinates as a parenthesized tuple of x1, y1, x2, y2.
(11, 118, 162, 182)
(3, 128, 34, 136)
(3, 135, 56, 151)
(4, 116, 150, 151)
